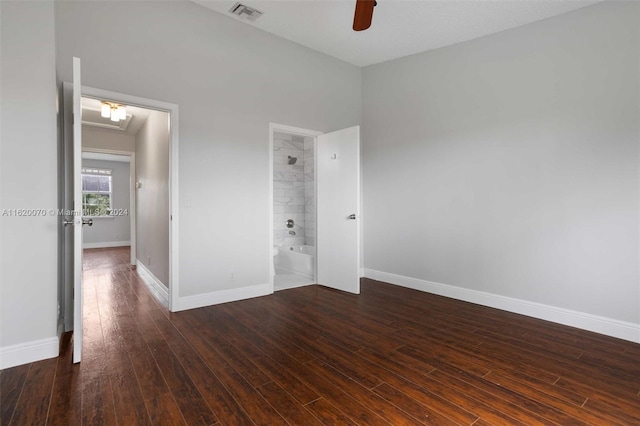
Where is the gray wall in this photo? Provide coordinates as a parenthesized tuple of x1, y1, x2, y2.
(82, 159, 131, 247)
(135, 110, 170, 287)
(83, 126, 135, 153)
(0, 1, 58, 359)
(362, 1, 639, 324)
(55, 0, 362, 297)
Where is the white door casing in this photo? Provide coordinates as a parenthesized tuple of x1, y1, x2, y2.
(81, 86, 180, 311)
(317, 126, 361, 294)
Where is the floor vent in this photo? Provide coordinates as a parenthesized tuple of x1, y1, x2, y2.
(229, 3, 264, 21)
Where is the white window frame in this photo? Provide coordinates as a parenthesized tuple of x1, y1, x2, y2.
(82, 167, 113, 217)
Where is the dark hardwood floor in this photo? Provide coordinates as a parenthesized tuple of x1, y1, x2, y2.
(2, 246, 639, 425)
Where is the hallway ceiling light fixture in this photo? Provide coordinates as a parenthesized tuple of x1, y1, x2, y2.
(100, 102, 127, 122)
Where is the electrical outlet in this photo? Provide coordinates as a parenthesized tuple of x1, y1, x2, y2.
(229, 271, 235, 281)
(147, 255, 151, 265)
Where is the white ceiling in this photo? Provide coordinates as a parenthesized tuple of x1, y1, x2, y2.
(193, 0, 601, 67)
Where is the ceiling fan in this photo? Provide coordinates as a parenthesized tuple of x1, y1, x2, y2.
(353, 0, 377, 31)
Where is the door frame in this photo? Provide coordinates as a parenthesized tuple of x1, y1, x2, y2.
(80, 148, 136, 263)
(268, 123, 323, 293)
(81, 85, 180, 311)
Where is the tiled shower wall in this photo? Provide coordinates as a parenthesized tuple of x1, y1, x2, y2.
(274, 132, 315, 247)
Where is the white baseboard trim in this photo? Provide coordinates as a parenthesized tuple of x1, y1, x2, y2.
(364, 269, 640, 344)
(0, 337, 59, 369)
(175, 283, 272, 312)
(83, 241, 130, 249)
(136, 260, 169, 307)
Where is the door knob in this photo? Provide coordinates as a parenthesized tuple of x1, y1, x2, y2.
(63, 219, 74, 226)
(82, 218, 93, 227)
(348, 214, 356, 220)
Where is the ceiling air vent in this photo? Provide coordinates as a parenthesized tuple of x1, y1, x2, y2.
(229, 3, 263, 21)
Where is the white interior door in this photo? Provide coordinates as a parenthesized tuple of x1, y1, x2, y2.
(317, 126, 361, 294)
(72, 57, 83, 363)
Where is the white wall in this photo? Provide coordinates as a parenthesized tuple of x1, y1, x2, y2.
(82, 159, 131, 248)
(55, 1, 361, 305)
(83, 126, 135, 153)
(135, 110, 170, 287)
(0, 1, 59, 367)
(362, 2, 640, 334)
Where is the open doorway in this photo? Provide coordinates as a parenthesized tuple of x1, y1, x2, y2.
(60, 83, 180, 353)
(80, 96, 171, 306)
(269, 124, 322, 291)
(80, 151, 134, 262)
(268, 123, 362, 295)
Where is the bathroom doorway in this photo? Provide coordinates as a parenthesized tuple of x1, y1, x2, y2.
(269, 124, 322, 291)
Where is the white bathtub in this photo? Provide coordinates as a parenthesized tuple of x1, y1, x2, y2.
(274, 245, 315, 279)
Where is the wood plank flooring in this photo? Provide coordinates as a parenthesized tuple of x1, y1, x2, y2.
(2, 246, 639, 425)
